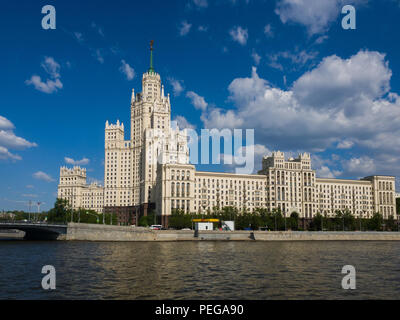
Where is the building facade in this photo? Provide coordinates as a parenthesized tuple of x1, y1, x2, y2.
(57, 166, 104, 213)
(154, 152, 397, 223)
(58, 44, 397, 224)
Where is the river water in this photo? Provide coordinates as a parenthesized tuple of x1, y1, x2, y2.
(0, 240, 399, 299)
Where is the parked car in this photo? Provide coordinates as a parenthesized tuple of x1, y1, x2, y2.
(150, 225, 162, 230)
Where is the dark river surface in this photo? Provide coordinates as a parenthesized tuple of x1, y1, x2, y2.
(1, 240, 400, 299)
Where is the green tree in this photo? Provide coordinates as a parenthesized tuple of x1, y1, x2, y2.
(310, 213, 323, 231)
(343, 210, 356, 231)
(386, 215, 396, 231)
(334, 210, 344, 231)
(47, 198, 69, 223)
(168, 209, 192, 229)
(271, 208, 284, 230)
(289, 211, 299, 230)
(368, 212, 383, 231)
(138, 215, 149, 227)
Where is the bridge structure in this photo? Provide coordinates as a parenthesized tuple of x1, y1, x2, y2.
(0, 222, 67, 240)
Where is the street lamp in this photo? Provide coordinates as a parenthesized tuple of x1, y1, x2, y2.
(360, 211, 365, 232)
(342, 214, 345, 231)
(321, 213, 323, 231)
(36, 202, 42, 222)
(284, 211, 286, 231)
(28, 200, 32, 222)
(70, 192, 75, 223)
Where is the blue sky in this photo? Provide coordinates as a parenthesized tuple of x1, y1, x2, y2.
(1, 0, 400, 211)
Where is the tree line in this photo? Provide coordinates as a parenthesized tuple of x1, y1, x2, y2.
(1, 198, 117, 225)
(166, 206, 399, 231)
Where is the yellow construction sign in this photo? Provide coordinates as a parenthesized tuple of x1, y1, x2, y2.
(192, 219, 219, 223)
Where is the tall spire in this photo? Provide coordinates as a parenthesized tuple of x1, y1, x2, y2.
(148, 40, 155, 73)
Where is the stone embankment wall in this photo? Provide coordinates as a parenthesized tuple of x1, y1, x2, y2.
(65, 223, 400, 241)
(253, 231, 400, 241)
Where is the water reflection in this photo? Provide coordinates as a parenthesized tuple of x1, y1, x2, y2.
(0, 241, 400, 299)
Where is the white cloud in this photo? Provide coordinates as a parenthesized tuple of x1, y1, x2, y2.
(119, 60, 135, 80)
(179, 21, 192, 36)
(41, 57, 61, 79)
(93, 49, 104, 64)
(74, 32, 84, 43)
(202, 108, 244, 129)
(0, 116, 14, 130)
(317, 166, 337, 178)
(229, 26, 249, 46)
(229, 26, 248, 45)
(292, 51, 391, 110)
(251, 51, 261, 65)
(200, 50, 400, 181)
(229, 0, 250, 4)
(25, 76, 62, 94)
(275, 0, 365, 35)
(315, 35, 329, 44)
(0, 146, 21, 161)
(198, 25, 208, 32)
(192, 0, 208, 8)
(342, 157, 376, 176)
(33, 171, 55, 182)
(275, 0, 340, 35)
(168, 78, 185, 96)
(0, 130, 37, 149)
(174, 116, 196, 129)
(91, 22, 104, 37)
(64, 157, 90, 166)
(218, 144, 271, 173)
(0, 116, 37, 161)
(25, 57, 63, 94)
(186, 91, 208, 111)
(312, 154, 342, 178)
(268, 49, 318, 71)
(337, 139, 354, 149)
(264, 24, 274, 38)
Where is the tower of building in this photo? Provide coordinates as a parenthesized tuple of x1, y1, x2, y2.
(104, 120, 133, 207)
(130, 41, 172, 205)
